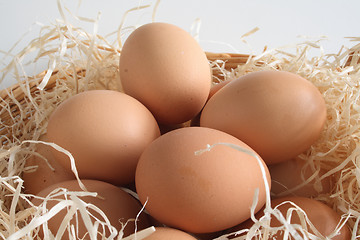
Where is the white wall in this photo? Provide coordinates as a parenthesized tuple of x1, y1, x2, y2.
(0, 0, 358, 88)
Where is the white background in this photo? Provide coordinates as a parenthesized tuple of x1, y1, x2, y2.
(1, 0, 359, 89)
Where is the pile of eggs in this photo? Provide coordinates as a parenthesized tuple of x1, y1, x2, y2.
(23, 22, 351, 239)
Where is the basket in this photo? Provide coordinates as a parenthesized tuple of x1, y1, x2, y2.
(1, 28, 360, 239)
(0, 52, 251, 146)
(1, 50, 355, 145)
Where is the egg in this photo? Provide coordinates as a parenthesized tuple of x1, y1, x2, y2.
(226, 196, 351, 240)
(119, 22, 211, 125)
(158, 122, 187, 135)
(192, 231, 225, 240)
(208, 79, 231, 99)
(269, 157, 331, 197)
(200, 70, 327, 165)
(269, 197, 351, 240)
(32, 179, 151, 239)
(47, 90, 160, 186)
(190, 79, 232, 127)
(135, 126, 271, 233)
(22, 134, 75, 195)
(143, 227, 197, 240)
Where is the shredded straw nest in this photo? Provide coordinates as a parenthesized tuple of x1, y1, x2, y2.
(1, 1, 360, 239)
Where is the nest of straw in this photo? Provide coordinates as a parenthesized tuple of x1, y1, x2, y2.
(1, 2, 360, 240)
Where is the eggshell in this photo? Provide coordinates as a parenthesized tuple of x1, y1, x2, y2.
(226, 196, 351, 240)
(269, 157, 331, 197)
(200, 70, 327, 164)
(158, 122, 187, 135)
(135, 126, 271, 233)
(32, 179, 151, 239)
(208, 79, 231, 99)
(190, 79, 232, 127)
(192, 231, 225, 240)
(120, 22, 211, 125)
(143, 227, 196, 240)
(22, 134, 75, 195)
(46, 90, 160, 186)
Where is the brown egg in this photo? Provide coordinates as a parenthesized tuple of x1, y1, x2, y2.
(226, 196, 351, 240)
(120, 22, 211, 125)
(22, 134, 75, 195)
(158, 122, 187, 135)
(32, 179, 151, 239)
(144, 218, 223, 239)
(208, 79, 231, 99)
(200, 70, 327, 165)
(47, 90, 160, 186)
(192, 231, 225, 240)
(189, 79, 232, 127)
(135, 127, 271, 233)
(269, 197, 351, 240)
(143, 227, 196, 240)
(269, 157, 331, 197)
